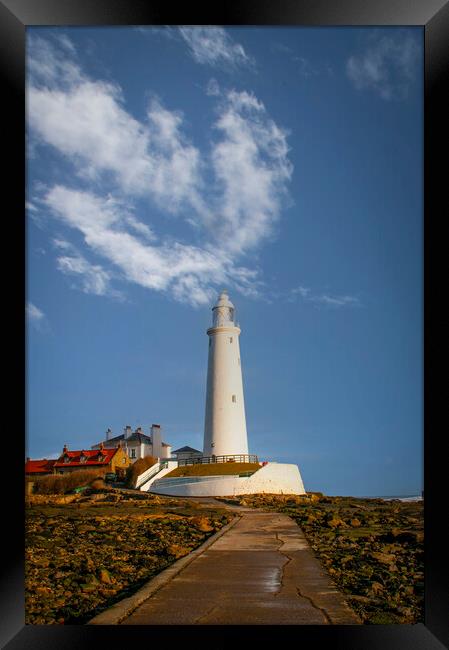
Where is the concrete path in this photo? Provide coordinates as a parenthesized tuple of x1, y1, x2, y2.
(120, 503, 360, 625)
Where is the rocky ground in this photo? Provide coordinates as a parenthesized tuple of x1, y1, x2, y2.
(217, 493, 424, 624)
(25, 488, 233, 625)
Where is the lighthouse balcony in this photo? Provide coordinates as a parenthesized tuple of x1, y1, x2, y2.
(177, 453, 258, 466)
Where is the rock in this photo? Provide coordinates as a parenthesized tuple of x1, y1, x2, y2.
(78, 525, 96, 533)
(372, 552, 396, 564)
(327, 517, 348, 528)
(350, 519, 362, 527)
(370, 581, 384, 595)
(81, 574, 100, 592)
(98, 568, 112, 584)
(191, 516, 214, 532)
(167, 544, 190, 559)
(348, 594, 371, 603)
(35, 587, 51, 596)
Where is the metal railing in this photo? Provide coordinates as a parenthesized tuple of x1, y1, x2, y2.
(134, 460, 169, 489)
(177, 454, 258, 466)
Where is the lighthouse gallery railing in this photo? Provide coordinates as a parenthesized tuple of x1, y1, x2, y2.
(177, 453, 258, 466)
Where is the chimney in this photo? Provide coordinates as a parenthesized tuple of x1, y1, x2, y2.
(106, 428, 112, 441)
(26, 457, 30, 462)
(136, 426, 143, 434)
(124, 425, 132, 440)
(63, 444, 68, 454)
(151, 424, 162, 459)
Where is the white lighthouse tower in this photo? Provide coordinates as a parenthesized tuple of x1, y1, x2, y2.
(203, 290, 249, 458)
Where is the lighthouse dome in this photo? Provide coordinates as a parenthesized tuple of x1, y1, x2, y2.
(214, 290, 234, 310)
(212, 290, 235, 327)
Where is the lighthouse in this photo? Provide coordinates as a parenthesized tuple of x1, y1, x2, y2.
(203, 290, 249, 458)
(149, 289, 306, 497)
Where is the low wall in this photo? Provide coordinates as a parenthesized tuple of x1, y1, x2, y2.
(149, 462, 305, 497)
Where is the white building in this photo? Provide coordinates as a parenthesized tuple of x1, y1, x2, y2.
(171, 446, 203, 463)
(92, 424, 172, 462)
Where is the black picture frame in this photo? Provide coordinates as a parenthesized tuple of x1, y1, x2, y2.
(3, 0, 448, 648)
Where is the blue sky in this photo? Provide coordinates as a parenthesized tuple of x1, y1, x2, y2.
(26, 26, 423, 497)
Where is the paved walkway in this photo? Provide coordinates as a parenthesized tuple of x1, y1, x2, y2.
(120, 503, 360, 625)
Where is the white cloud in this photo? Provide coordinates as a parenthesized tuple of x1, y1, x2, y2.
(26, 201, 38, 212)
(26, 302, 44, 321)
(26, 302, 48, 330)
(310, 294, 359, 307)
(289, 285, 360, 308)
(290, 285, 310, 299)
(27, 34, 83, 88)
(210, 90, 292, 254)
(27, 36, 292, 306)
(52, 237, 123, 298)
(346, 31, 421, 100)
(54, 33, 76, 54)
(52, 237, 76, 252)
(56, 254, 119, 298)
(206, 78, 221, 96)
(27, 39, 206, 217)
(178, 27, 254, 70)
(123, 215, 157, 242)
(43, 185, 263, 306)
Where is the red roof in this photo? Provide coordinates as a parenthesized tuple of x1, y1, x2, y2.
(25, 459, 57, 474)
(54, 448, 118, 468)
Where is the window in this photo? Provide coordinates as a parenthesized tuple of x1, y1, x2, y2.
(130, 449, 136, 458)
(232, 395, 236, 403)
(229, 337, 233, 343)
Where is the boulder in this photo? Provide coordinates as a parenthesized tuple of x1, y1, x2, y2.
(98, 568, 112, 584)
(350, 518, 362, 527)
(191, 516, 214, 532)
(327, 517, 348, 528)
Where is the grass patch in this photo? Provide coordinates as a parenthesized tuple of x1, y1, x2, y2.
(164, 462, 261, 478)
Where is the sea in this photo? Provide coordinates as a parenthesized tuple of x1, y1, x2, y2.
(371, 495, 423, 502)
